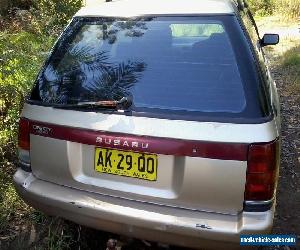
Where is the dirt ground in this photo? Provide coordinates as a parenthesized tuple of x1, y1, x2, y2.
(256, 17, 300, 241)
(270, 60, 300, 238)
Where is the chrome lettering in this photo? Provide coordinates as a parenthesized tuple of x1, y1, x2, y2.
(32, 125, 52, 135)
(96, 137, 102, 143)
(104, 138, 112, 144)
(95, 136, 149, 150)
(114, 139, 121, 146)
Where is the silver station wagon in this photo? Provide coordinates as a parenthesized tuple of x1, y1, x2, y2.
(14, 0, 281, 248)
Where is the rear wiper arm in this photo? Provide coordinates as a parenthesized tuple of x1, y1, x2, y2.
(54, 97, 132, 110)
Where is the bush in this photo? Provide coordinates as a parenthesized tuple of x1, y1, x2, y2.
(279, 44, 300, 99)
(247, 0, 274, 16)
(0, 31, 54, 150)
(0, 1, 83, 153)
(32, 0, 82, 32)
(274, 0, 300, 19)
(1, 0, 82, 34)
(247, 0, 300, 19)
(0, 1, 82, 240)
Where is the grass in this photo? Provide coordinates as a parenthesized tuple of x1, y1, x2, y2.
(46, 218, 76, 250)
(0, 161, 29, 233)
(248, 0, 300, 20)
(279, 44, 300, 98)
(281, 46, 300, 67)
(256, 15, 300, 99)
(273, 0, 300, 20)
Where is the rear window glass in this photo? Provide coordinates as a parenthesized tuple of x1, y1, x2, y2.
(31, 16, 269, 121)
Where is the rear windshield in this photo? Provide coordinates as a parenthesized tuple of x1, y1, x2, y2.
(31, 16, 270, 121)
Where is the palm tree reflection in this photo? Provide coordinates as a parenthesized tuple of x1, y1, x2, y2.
(83, 61, 146, 101)
(38, 18, 149, 105)
(102, 19, 150, 44)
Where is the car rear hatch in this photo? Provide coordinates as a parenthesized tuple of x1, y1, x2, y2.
(20, 15, 279, 215)
(19, 105, 278, 215)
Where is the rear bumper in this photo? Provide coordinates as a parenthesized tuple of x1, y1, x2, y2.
(14, 169, 274, 249)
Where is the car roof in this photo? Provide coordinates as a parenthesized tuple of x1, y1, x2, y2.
(75, 0, 236, 18)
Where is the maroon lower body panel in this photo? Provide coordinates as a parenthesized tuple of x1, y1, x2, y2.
(28, 119, 249, 161)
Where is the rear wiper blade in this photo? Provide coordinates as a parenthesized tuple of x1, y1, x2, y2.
(55, 97, 132, 110)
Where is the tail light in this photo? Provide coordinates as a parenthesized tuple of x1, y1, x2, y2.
(18, 118, 31, 172)
(18, 118, 30, 150)
(245, 139, 279, 202)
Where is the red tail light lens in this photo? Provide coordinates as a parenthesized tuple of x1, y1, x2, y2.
(245, 140, 279, 201)
(18, 118, 30, 151)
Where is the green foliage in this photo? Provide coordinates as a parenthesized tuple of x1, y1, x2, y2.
(0, 162, 27, 231)
(47, 218, 76, 250)
(0, 30, 54, 243)
(247, 0, 274, 16)
(247, 0, 300, 19)
(279, 44, 300, 97)
(31, 0, 82, 34)
(0, 1, 82, 247)
(0, 31, 54, 146)
(282, 51, 300, 67)
(274, 0, 300, 19)
(0, 0, 83, 154)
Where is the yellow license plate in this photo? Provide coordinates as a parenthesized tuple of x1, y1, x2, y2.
(94, 147, 157, 181)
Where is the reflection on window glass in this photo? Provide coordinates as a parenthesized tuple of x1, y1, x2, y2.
(170, 23, 224, 37)
(35, 17, 246, 114)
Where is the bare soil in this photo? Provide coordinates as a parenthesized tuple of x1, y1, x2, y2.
(258, 17, 300, 250)
(266, 68, 300, 250)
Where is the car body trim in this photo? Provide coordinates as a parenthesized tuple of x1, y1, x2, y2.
(76, 0, 235, 18)
(28, 119, 249, 161)
(243, 200, 274, 212)
(14, 169, 274, 249)
(18, 160, 32, 172)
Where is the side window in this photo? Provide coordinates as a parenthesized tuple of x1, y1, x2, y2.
(240, 11, 260, 46)
(240, 9, 268, 74)
(240, 8, 273, 113)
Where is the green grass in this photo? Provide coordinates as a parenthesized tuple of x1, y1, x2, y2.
(46, 218, 76, 250)
(281, 46, 300, 67)
(280, 45, 300, 98)
(0, 162, 28, 232)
